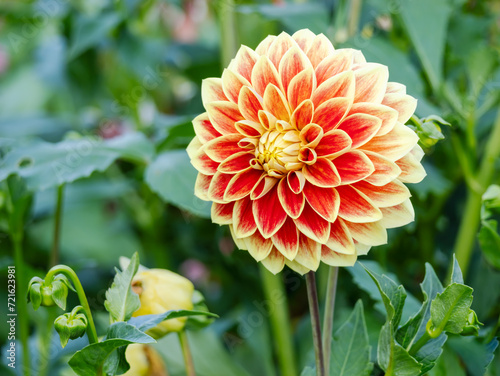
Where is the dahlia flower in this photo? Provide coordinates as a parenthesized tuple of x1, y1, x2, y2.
(188, 29, 425, 274)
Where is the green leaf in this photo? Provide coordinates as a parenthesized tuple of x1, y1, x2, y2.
(145, 150, 211, 218)
(104, 252, 140, 323)
(378, 322, 422, 376)
(478, 220, 500, 269)
(451, 255, 465, 285)
(301, 366, 316, 376)
(330, 300, 373, 376)
(127, 309, 219, 332)
(430, 283, 474, 335)
(0, 132, 154, 192)
(68, 322, 155, 376)
(447, 337, 499, 376)
(399, 0, 452, 90)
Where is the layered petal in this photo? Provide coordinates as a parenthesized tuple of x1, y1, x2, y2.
(253, 185, 287, 238)
(353, 63, 388, 103)
(244, 231, 273, 261)
(312, 70, 355, 108)
(224, 168, 263, 201)
(271, 217, 299, 260)
(353, 180, 410, 208)
(212, 202, 235, 225)
(303, 158, 341, 187)
(294, 202, 330, 243)
(336, 185, 382, 223)
(205, 101, 244, 135)
(278, 177, 305, 218)
(361, 123, 419, 161)
(379, 199, 415, 228)
(261, 247, 286, 274)
(333, 150, 375, 185)
(193, 113, 222, 143)
(303, 183, 340, 222)
(312, 97, 352, 132)
(325, 218, 355, 255)
(337, 113, 382, 148)
(233, 196, 257, 237)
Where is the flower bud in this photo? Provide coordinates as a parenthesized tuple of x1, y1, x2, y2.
(123, 344, 168, 376)
(461, 309, 482, 336)
(27, 274, 71, 311)
(54, 306, 88, 348)
(132, 269, 194, 338)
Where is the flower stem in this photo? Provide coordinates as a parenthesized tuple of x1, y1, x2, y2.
(305, 272, 325, 376)
(260, 266, 298, 376)
(452, 109, 500, 278)
(45, 265, 99, 344)
(178, 330, 196, 376)
(217, 0, 238, 68)
(322, 266, 339, 375)
(13, 233, 31, 376)
(50, 184, 65, 267)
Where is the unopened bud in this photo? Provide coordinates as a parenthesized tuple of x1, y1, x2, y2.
(54, 306, 88, 348)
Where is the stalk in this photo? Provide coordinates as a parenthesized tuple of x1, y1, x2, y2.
(260, 266, 298, 376)
(322, 266, 339, 375)
(50, 184, 65, 267)
(305, 272, 325, 376)
(217, 0, 238, 68)
(178, 331, 196, 376)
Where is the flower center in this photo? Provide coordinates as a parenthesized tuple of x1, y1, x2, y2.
(255, 123, 302, 178)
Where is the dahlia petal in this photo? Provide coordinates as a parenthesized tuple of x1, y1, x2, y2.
(267, 32, 296, 69)
(222, 69, 251, 103)
(411, 144, 425, 162)
(363, 151, 402, 186)
(352, 50, 366, 64)
(303, 158, 341, 188)
(386, 82, 406, 94)
(255, 35, 277, 56)
(228, 45, 259, 82)
(211, 202, 235, 225)
(396, 153, 426, 183)
(258, 110, 277, 130)
(298, 147, 317, 165)
(348, 103, 398, 136)
(325, 218, 355, 255)
(229, 225, 247, 250)
(312, 70, 355, 108)
(379, 199, 415, 228)
(285, 259, 312, 275)
(353, 180, 410, 208)
(224, 168, 263, 201)
(233, 196, 258, 238)
(343, 220, 387, 246)
(287, 170, 306, 194)
(208, 171, 233, 203)
(194, 173, 212, 200)
(271, 217, 299, 260)
(253, 185, 287, 238)
(312, 97, 352, 133)
(315, 49, 354, 86)
(205, 101, 244, 135)
(315, 129, 352, 158)
(294, 202, 330, 243)
(201, 78, 228, 105)
(251, 175, 278, 200)
(333, 150, 375, 184)
(293, 233, 321, 271)
(204, 134, 245, 162)
(291, 99, 314, 130)
(190, 149, 219, 175)
(261, 247, 286, 274)
(244, 231, 273, 261)
(279, 46, 311, 95)
(235, 120, 265, 137)
(336, 185, 382, 223)
(354, 240, 371, 255)
(306, 34, 335, 68)
(193, 113, 222, 143)
(187, 136, 203, 159)
(361, 123, 419, 161)
(300, 123, 323, 148)
(287, 68, 316, 111)
(353, 63, 388, 103)
(292, 29, 316, 52)
(278, 177, 305, 218)
(337, 113, 382, 148)
(303, 183, 340, 222)
(382, 93, 417, 124)
(321, 245, 357, 267)
(218, 152, 254, 173)
(263, 84, 291, 122)
(251, 55, 283, 97)
(238, 86, 263, 123)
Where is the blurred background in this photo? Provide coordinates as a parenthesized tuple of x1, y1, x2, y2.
(0, 0, 499, 375)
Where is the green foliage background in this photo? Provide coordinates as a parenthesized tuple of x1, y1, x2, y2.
(0, 0, 499, 374)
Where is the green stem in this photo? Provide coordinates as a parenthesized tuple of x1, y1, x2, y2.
(50, 184, 65, 267)
(305, 272, 325, 376)
(347, 0, 362, 37)
(453, 109, 500, 277)
(408, 331, 432, 356)
(217, 0, 238, 68)
(45, 266, 99, 344)
(13, 234, 31, 376)
(178, 331, 195, 376)
(260, 266, 297, 376)
(322, 266, 339, 375)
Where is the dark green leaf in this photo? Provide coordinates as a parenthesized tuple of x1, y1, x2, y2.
(478, 220, 500, 269)
(331, 300, 373, 376)
(447, 336, 499, 376)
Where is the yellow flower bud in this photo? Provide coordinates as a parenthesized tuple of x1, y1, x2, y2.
(123, 344, 168, 376)
(132, 269, 194, 337)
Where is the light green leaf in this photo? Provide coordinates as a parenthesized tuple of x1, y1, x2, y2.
(104, 252, 140, 323)
(399, 0, 452, 90)
(451, 255, 465, 285)
(430, 283, 473, 335)
(479, 220, 500, 270)
(128, 309, 218, 332)
(145, 150, 211, 218)
(331, 300, 373, 376)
